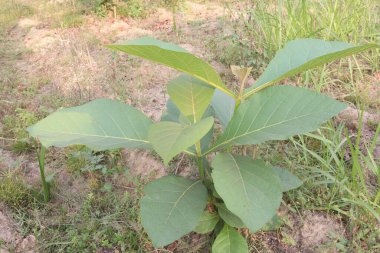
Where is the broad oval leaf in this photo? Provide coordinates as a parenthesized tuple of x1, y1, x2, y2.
(212, 224, 248, 253)
(207, 85, 347, 153)
(272, 167, 303, 192)
(27, 99, 152, 150)
(141, 176, 208, 248)
(215, 203, 244, 228)
(107, 37, 234, 97)
(149, 117, 214, 164)
(194, 211, 220, 234)
(244, 39, 380, 97)
(211, 154, 282, 232)
(168, 74, 215, 123)
(211, 89, 236, 129)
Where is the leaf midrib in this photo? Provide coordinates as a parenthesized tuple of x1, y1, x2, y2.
(165, 180, 201, 224)
(31, 129, 149, 143)
(110, 45, 235, 98)
(229, 155, 250, 213)
(205, 111, 319, 154)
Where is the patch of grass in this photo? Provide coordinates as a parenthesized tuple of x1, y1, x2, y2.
(35, 189, 151, 252)
(230, 0, 379, 65)
(1, 108, 39, 153)
(78, 0, 156, 18)
(116, 0, 147, 19)
(237, 113, 379, 252)
(282, 123, 379, 251)
(0, 0, 34, 32)
(59, 12, 84, 28)
(66, 146, 124, 175)
(0, 172, 40, 209)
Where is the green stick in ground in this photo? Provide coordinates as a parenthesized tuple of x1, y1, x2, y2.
(37, 145, 50, 202)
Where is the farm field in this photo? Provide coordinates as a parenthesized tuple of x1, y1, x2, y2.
(0, 0, 379, 252)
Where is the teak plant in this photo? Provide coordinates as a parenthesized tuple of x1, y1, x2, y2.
(28, 37, 379, 251)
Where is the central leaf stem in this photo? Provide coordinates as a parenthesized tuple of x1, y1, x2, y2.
(197, 156, 205, 179)
(195, 142, 205, 179)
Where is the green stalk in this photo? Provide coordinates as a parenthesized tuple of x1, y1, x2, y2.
(197, 156, 205, 180)
(195, 139, 206, 180)
(37, 145, 50, 202)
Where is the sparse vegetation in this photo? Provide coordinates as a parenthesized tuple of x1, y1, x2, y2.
(0, 172, 39, 209)
(0, 0, 379, 252)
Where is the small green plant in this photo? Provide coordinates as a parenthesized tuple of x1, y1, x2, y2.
(27, 37, 379, 250)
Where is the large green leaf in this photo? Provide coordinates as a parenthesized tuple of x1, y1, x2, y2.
(107, 37, 234, 97)
(168, 74, 215, 123)
(244, 39, 379, 98)
(215, 203, 244, 228)
(27, 99, 152, 150)
(272, 167, 303, 192)
(211, 154, 282, 232)
(211, 89, 236, 129)
(141, 176, 208, 248)
(212, 224, 248, 253)
(149, 117, 214, 164)
(207, 85, 347, 154)
(194, 211, 220, 234)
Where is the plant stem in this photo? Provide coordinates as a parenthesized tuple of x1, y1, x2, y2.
(195, 140, 205, 179)
(37, 145, 50, 202)
(197, 156, 205, 179)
